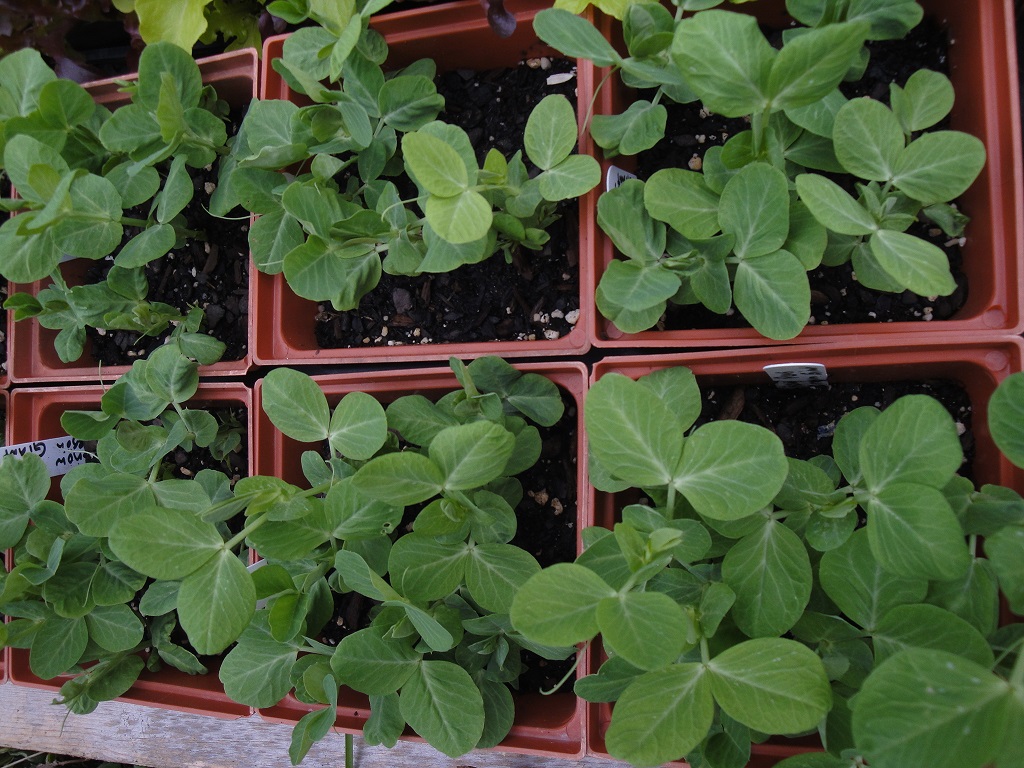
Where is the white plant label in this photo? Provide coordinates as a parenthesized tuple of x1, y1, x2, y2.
(0, 435, 90, 476)
(764, 363, 829, 389)
(606, 165, 637, 191)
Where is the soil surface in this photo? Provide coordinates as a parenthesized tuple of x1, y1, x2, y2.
(633, 16, 967, 330)
(314, 58, 582, 349)
(84, 157, 250, 367)
(693, 377, 974, 477)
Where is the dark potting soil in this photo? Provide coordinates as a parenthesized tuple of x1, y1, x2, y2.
(314, 58, 582, 349)
(321, 389, 578, 692)
(633, 16, 968, 331)
(693, 378, 974, 478)
(83, 163, 250, 367)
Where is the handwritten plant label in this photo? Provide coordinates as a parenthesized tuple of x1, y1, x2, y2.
(606, 165, 637, 191)
(0, 435, 90, 476)
(763, 363, 829, 389)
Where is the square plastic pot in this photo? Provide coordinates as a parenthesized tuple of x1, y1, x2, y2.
(7, 48, 259, 384)
(1, 388, 8, 682)
(585, 335, 1024, 764)
(5, 382, 254, 718)
(252, 4, 597, 365)
(252, 360, 590, 758)
(587, 0, 1023, 349)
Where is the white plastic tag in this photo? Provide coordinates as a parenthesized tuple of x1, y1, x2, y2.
(763, 363, 828, 389)
(0, 435, 90, 476)
(606, 165, 638, 191)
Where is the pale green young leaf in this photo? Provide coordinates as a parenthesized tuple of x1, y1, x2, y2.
(596, 284, 666, 334)
(249, 211, 303, 274)
(156, 155, 192, 224)
(532, 9, 622, 68)
(261, 367, 330, 442)
(866, 483, 972, 581)
(402, 131, 469, 197)
(859, 395, 963, 492)
(429, 421, 515, 491)
(672, 11, 774, 117)
(868, 229, 957, 296)
(109, 506, 223, 581)
(353, 452, 445, 506)
(596, 591, 687, 672)
(785, 88, 848, 138)
(386, 395, 458, 446)
(719, 163, 789, 259)
(52, 174, 124, 259)
(872, 603, 993, 667)
(636, 367, 701, 432)
(708, 638, 832, 734)
(645, 169, 721, 239)
(832, 406, 879, 485)
(524, 94, 578, 171)
(892, 131, 986, 205)
(0, 48, 56, 117)
(510, 563, 616, 646)
(852, 650, 1012, 768)
(178, 549, 255, 655)
(399, 661, 484, 758)
(605, 663, 714, 768)
(586, 373, 683, 488)
(425, 191, 491, 245)
(722, 521, 812, 637)
(795, 174, 877, 236)
(833, 98, 904, 182)
(597, 260, 679, 318)
(733, 250, 811, 341)
(890, 69, 955, 133)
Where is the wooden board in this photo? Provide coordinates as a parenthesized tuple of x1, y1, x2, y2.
(0, 682, 629, 768)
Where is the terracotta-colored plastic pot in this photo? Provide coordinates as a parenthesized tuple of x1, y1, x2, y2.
(5, 382, 254, 719)
(586, 336, 1024, 765)
(252, 361, 591, 758)
(7, 48, 258, 384)
(253, 5, 597, 365)
(1, 387, 8, 683)
(588, 0, 1023, 349)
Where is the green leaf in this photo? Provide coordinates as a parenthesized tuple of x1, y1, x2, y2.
(985, 526, 1024, 613)
(596, 591, 687, 672)
(525, 94, 578, 171)
(399, 661, 484, 757)
(866, 483, 972, 581)
(532, 9, 622, 68)
(594, 261, 678, 325)
(733, 250, 811, 341)
(721, 521, 812, 637)
(353, 452, 445, 506)
(144, 344, 199, 404)
(430, 421, 515, 491)
(869, 229, 956, 296)
(327, 391, 387, 460)
(833, 98, 904, 182)
(402, 131, 469, 197)
(476, 679, 515, 749)
(672, 10, 774, 117)
(289, 701, 338, 766)
(178, 550, 255, 655)
(389, 534, 467, 602)
(538, 155, 600, 201)
(262, 368, 330, 442)
(590, 101, 667, 156)
(890, 69, 955, 133)
(767, 22, 868, 110)
(31, 615, 88, 680)
(109, 507, 222, 580)
(672, 421, 788, 520)
(719, 163, 789, 259)
(0, 454, 49, 548)
(114, 224, 176, 269)
(135, 1, 210, 52)
(425, 190, 492, 245)
(597, 180, 665, 262)
(859, 395, 963, 492)
(852, 650, 1013, 768)
(510, 563, 615, 646)
(465, 544, 540, 613)
(708, 638, 832, 734)
(989, 373, 1024, 469)
(378, 75, 444, 132)
(645, 169, 721, 240)
(795, 173, 877, 236)
(91, 561, 146, 606)
(332, 628, 419, 695)
(220, 615, 300, 707)
(605, 663, 714, 768)
(872, 603, 993, 667)
(586, 373, 682, 488)
(85, 604, 144, 653)
(819, 530, 927, 632)
(364, 693, 405, 748)
(893, 131, 986, 205)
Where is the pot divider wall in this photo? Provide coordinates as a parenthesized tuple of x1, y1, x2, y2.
(252, 4, 597, 366)
(586, 336, 1024, 765)
(7, 48, 259, 385)
(5, 382, 254, 718)
(252, 360, 590, 758)
(1, 388, 8, 682)
(587, 0, 1023, 349)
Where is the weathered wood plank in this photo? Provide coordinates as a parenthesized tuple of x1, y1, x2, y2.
(0, 683, 629, 768)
